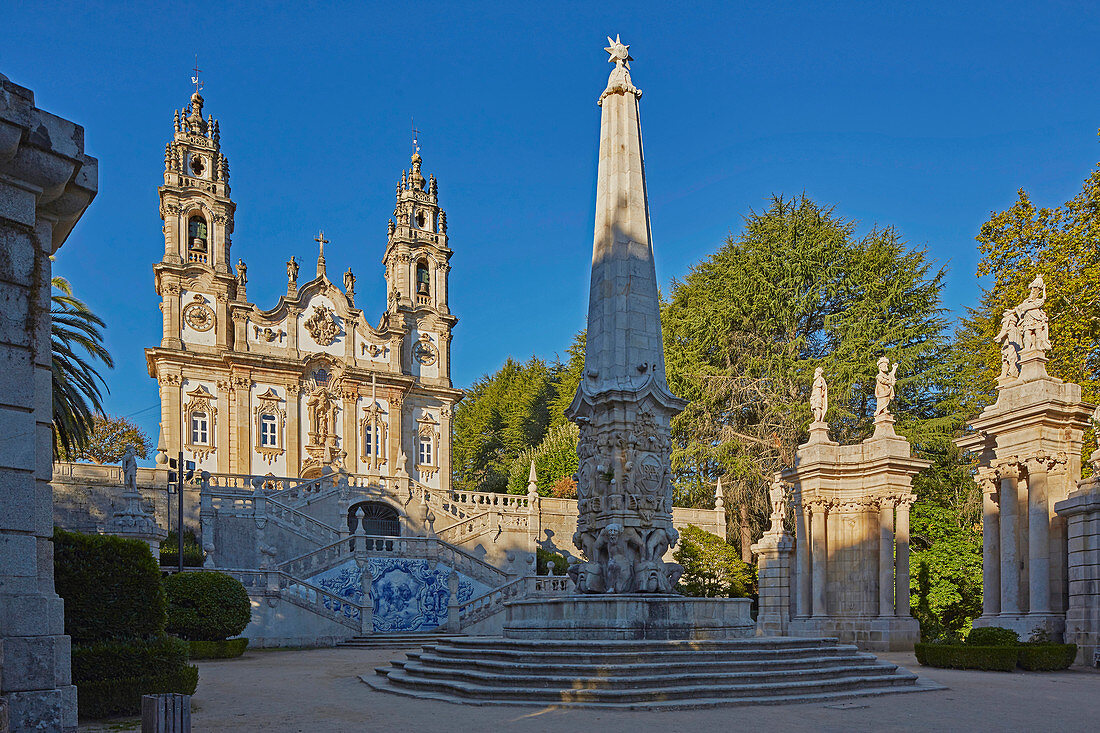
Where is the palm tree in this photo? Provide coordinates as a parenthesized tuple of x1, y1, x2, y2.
(51, 276, 112, 459)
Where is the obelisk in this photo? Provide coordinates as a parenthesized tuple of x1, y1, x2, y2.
(566, 36, 688, 594)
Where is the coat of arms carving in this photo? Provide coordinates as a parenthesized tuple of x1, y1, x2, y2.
(304, 304, 340, 346)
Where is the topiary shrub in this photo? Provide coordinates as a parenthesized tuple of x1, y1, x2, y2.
(1018, 644, 1077, 671)
(53, 529, 197, 719)
(187, 638, 250, 659)
(165, 571, 251, 641)
(914, 643, 1019, 671)
(53, 528, 166, 644)
(966, 626, 1019, 646)
(674, 524, 753, 598)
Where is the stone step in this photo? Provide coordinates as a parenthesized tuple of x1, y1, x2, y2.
(337, 634, 464, 649)
(397, 660, 901, 690)
(375, 667, 920, 704)
(418, 641, 860, 666)
(405, 650, 884, 676)
(443, 635, 844, 652)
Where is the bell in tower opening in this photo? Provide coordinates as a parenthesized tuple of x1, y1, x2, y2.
(188, 215, 207, 253)
(417, 261, 430, 296)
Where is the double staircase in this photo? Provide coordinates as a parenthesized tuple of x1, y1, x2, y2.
(366, 637, 935, 708)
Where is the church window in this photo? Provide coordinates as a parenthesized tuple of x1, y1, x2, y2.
(418, 434, 433, 466)
(191, 412, 209, 445)
(416, 210, 426, 229)
(364, 424, 384, 458)
(260, 414, 278, 447)
(188, 216, 208, 252)
(416, 261, 430, 296)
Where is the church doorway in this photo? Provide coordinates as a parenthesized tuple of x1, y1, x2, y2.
(348, 501, 401, 537)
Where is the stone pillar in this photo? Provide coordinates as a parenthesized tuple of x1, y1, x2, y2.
(341, 389, 358, 474)
(998, 460, 1022, 616)
(161, 283, 182, 349)
(1026, 453, 1053, 615)
(0, 73, 98, 732)
(878, 498, 895, 617)
(894, 498, 912, 618)
(232, 375, 251, 474)
(810, 501, 828, 618)
(286, 384, 301, 477)
(216, 380, 231, 474)
(1055, 457, 1100, 665)
(389, 392, 405, 478)
(752, 531, 793, 635)
(794, 498, 811, 618)
(979, 469, 1001, 617)
(439, 405, 453, 488)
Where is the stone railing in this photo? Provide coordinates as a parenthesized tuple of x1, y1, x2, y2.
(195, 568, 363, 632)
(278, 534, 508, 588)
(436, 512, 494, 544)
(457, 573, 573, 627)
(205, 492, 340, 544)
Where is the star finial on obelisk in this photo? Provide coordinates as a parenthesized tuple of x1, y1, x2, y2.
(604, 34, 632, 69)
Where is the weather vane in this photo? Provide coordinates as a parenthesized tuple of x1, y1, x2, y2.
(411, 118, 421, 155)
(191, 54, 204, 94)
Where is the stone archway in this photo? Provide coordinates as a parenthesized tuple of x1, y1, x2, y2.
(348, 500, 401, 537)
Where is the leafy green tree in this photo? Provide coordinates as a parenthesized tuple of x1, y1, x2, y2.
(506, 422, 580, 495)
(60, 414, 151, 464)
(910, 504, 983, 640)
(956, 154, 1100, 470)
(662, 195, 960, 542)
(673, 524, 752, 597)
(452, 357, 557, 493)
(52, 276, 113, 459)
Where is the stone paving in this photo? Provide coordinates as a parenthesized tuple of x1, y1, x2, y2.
(78, 647, 1100, 732)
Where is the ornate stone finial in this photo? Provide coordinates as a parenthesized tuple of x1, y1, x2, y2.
(315, 230, 328, 277)
(599, 34, 642, 105)
(714, 476, 725, 511)
(527, 460, 538, 498)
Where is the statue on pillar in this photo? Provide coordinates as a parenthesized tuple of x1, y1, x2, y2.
(121, 446, 138, 492)
(287, 256, 299, 284)
(1015, 274, 1050, 353)
(874, 357, 899, 418)
(767, 475, 788, 533)
(994, 309, 1022, 378)
(810, 367, 828, 425)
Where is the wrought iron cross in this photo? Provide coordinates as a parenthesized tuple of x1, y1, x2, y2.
(191, 54, 203, 94)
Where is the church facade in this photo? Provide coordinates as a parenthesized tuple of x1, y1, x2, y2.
(145, 91, 461, 488)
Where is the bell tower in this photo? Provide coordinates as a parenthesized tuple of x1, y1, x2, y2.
(383, 152, 456, 385)
(153, 90, 237, 350)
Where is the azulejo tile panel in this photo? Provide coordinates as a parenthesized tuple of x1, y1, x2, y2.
(308, 558, 488, 632)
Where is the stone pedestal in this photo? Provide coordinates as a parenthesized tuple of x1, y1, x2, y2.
(503, 595, 754, 640)
(959, 349, 1092, 641)
(785, 422, 926, 651)
(106, 488, 168, 553)
(1054, 456, 1100, 665)
(0, 74, 97, 731)
(752, 530, 793, 636)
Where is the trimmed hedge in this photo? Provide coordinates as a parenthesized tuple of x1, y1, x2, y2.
(914, 643, 1019, 671)
(1018, 644, 1077, 671)
(72, 637, 188, 682)
(187, 638, 249, 659)
(77, 666, 198, 720)
(53, 528, 166, 643)
(966, 626, 1019, 646)
(160, 530, 205, 568)
(165, 571, 251, 641)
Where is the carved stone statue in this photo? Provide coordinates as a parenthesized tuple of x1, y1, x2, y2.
(1015, 274, 1051, 353)
(287, 256, 299, 283)
(874, 357, 899, 417)
(995, 309, 1021, 378)
(121, 447, 138, 491)
(236, 259, 247, 290)
(810, 367, 828, 424)
(594, 523, 638, 593)
(343, 267, 355, 295)
(768, 475, 787, 532)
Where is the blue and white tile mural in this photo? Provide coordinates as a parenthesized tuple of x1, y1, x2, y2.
(306, 558, 488, 632)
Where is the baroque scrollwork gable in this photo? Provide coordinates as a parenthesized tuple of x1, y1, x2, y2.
(253, 388, 287, 463)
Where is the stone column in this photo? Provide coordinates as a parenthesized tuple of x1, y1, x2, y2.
(341, 388, 359, 474)
(0, 73, 97, 731)
(894, 498, 912, 618)
(161, 283, 183, 348)
(809, 500, 829, 618)
(879, 498, 895, 617)
(753, 531, 794, 635)
(978, 469, 1001, 617)
(997, 460, 1022, 615)
(1026, 453, 1055, 615)
(794, 498, 811, 618)
(389, 392, 405, 477)
(286, 385, 301, 477)
(232, 376, 251, 474)
(216, 380, 231, 474)
(439, 406, 453, 488)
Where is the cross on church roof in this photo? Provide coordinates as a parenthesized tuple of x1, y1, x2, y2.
(411, 119, 421, 155)
(315, 230, 328, 251)
(191, 54, 203, 94)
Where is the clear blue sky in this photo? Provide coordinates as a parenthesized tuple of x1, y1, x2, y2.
(7, 1, 1100, 455)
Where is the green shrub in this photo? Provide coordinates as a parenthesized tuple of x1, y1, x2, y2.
(914, 643, 1018, 671)
(77, 666, 198, 720)
(165, 571, 251, 641)
(72, 636, 189, 683)
(536, 547, 569, 575)
(966, 626, 1019, 646)
(1018, 644, 1077, 671)
(674, 524, 752, 598)
(53, 528, 166, 643)
(187, 638, 249, 659)
(160, 530, 205, 568)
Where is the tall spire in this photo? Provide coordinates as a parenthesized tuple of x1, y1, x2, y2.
(565, 38, 686, 596)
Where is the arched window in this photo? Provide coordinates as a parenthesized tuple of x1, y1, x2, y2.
(188, 216, 208, 252)
(190, 412, 209, 445)
(418, 433, 433, 467)
(348, 501, 400, 537)
(416, 261, 430, 296)
(259, 414, 278, 447)
(415, 210, 427, 229)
